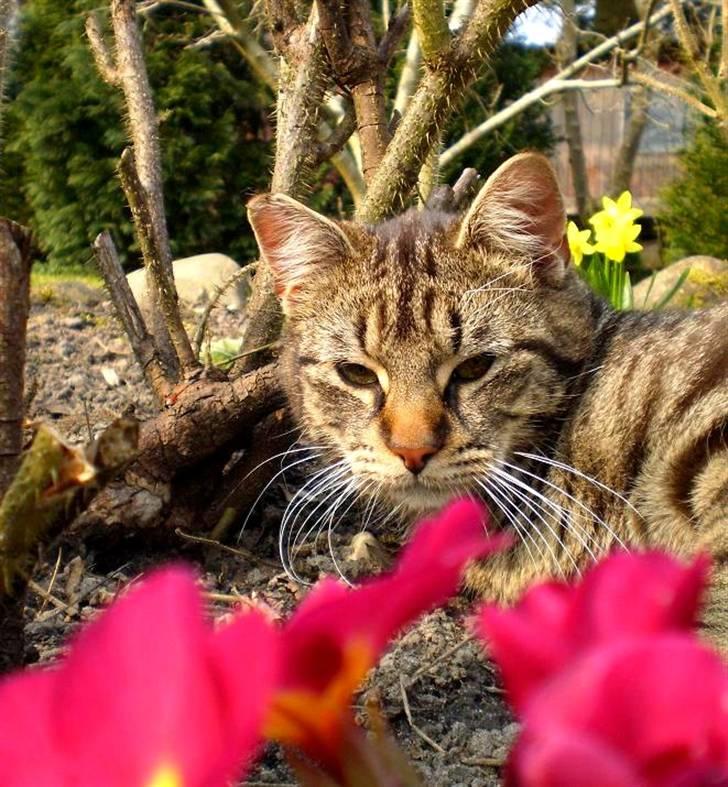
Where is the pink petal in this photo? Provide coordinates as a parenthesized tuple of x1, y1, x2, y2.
(478, 552, 709, 709)
(281, 499, 508, 692)
(507, 727, 646, 787)
(0, 669, 64, 786)
(524, 637, 728, 781)
(206, 609, 279, 785)
(571, 552, 709, 647)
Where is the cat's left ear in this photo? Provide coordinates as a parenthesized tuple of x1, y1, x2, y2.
(247, 193, 353, 313)
(456, 153, 569, 285)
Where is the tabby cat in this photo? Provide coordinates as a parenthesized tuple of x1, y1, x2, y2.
(248, 153, 728, 647)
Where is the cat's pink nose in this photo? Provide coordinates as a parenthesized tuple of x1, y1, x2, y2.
(391, 445, 438, 475)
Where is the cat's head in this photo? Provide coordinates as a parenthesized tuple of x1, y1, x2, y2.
(248, 153, 599, 515)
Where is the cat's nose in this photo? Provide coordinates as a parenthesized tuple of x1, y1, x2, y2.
(391, 445, 439, 475)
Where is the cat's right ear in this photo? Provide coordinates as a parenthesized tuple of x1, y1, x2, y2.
(247, 194, 353, 313)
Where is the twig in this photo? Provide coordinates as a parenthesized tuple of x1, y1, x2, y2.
(26, 578, 68, 613)
(117, 148, 196, 373)
(192, 262, 257, 355)
(0, 219, 33, 498)
(630, 69, 719, 117)
(92, 231, 171, 402)
(399, 675, 446, 754)
(175, 528, 281, 569)
(37, 548, 63, 615)
(405, 633, 483, 687)
(378, 3, 411, 64)
(460, 756, 506, 768)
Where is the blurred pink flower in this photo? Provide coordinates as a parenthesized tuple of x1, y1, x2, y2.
(506, 636, 728, 787)
(478, 551, 709, 711)
(266, 498, 509, 774)
(478, 551, 728, 787)
(0, 567, 277, 787)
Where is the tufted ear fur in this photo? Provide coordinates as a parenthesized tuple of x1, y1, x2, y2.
(456, 153, 569, 285)
(247, 193, 353, 313)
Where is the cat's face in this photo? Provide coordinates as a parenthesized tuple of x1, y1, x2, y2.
(249, 154, 598, 517)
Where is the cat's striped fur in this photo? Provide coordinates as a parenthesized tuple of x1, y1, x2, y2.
(248, 153, 728, 648)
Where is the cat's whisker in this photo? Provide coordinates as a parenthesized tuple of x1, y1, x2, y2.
(506, 456, 630, 549)
(285, 466, 352, 572)
(489, 467, 582, 576)
(474, 478, 542, 575)
(279, 460, 350, 579)
(494, 460, 599, 562)
(514, 451, 642, 519)
(237, 447, 325, 539)
(326, 480, 371, 587)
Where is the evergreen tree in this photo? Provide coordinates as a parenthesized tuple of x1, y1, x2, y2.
(0, 1, 272, 269)
(659, 121, 728, 262)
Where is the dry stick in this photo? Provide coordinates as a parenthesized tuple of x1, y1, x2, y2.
(235, 5, 329, 375)
(721, 0, 728, 80)
(0, 220, 32, 499)
(399, 675, 447, 754)
(175, 528, 281, 569)
(192, 262, 258, 355)
(557, 0, 592, 220)
(669, 0, 728, 123)
(96, 1, 198, 374)
(93, 231, 171, 403)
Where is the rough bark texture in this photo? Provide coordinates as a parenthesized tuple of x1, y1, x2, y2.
(557, 0, 592, 221)
(0, 220, 32, 499)
(357, 0, 539, 223)
(110, 1, 196, 372)
(72, 364, 285, 534)
(92, 230, 171, 402)
(235, 7, 329, 374)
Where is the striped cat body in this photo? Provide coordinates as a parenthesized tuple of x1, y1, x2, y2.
(248, 153, 728, 648)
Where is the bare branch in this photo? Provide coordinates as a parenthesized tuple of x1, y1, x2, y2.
(85, 12, 121, 86)
(556, 0, 592, 220)
(378, 4, 412, 64)
(358, 0, 542, 222)
(92, 231, 171, 403)
(313, 101, 357, 166)
(201, 0, 279, 89)
(413, 0, 450, 63)
(440, 2, 678, 169)
(0, 219, 32, 498)
(393, 29, 422, 116)
(630, 68, 718, 117)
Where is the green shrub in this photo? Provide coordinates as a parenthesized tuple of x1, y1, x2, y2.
(658, 121, 728, 262)
(0, 1, 272, 270)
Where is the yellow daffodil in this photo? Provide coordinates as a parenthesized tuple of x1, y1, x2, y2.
(566, 221, 596, 267)
(588, 191, 643, 263)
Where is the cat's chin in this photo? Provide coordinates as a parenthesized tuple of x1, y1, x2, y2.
(382, 481, 463, 517)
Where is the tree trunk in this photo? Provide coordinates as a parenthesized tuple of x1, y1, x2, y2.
(556, 0, 592, 221)
(0, 220, 32, 499)
(610, 86, 651, 196)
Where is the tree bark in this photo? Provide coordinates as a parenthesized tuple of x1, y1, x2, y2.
(610, 86, 651, 196)
(357, 0, 540, 223)
(0, 220, 32, 500)
(555, 0, 592, 221)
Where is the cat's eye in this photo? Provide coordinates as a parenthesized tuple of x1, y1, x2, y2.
(337, 362, 379, 387)
(450, 353, 496, 384)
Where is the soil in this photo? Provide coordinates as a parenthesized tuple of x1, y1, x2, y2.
(20, 279, 516, 786)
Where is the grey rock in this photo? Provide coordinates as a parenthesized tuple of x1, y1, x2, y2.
(633, 255, 728, 309)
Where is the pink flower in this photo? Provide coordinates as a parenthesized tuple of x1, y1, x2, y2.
(506, 636, 728, 787)
(477, 551, 728, 787)
(0, 567, 278, 787)
(265, 499, 509, 773)
(478, 552, 709, 711)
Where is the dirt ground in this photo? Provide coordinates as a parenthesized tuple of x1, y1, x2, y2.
(22, 278, 516, 786)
